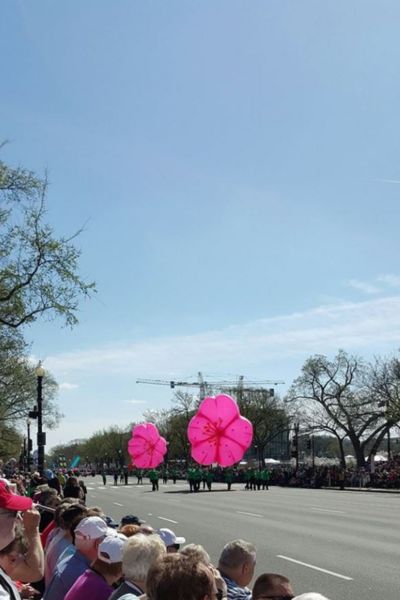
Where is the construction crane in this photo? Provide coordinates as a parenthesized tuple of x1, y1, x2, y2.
(136, 372, 285, 401)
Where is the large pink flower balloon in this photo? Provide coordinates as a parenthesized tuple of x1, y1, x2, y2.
(128, 423, 167, 469)
(187, 394, 253, 467)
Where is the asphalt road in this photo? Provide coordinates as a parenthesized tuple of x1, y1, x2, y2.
(86, 476, 400, 600)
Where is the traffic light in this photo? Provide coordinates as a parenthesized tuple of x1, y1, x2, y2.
(291, 449, 298, 458)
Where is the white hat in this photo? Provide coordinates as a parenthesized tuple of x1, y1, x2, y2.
(98, 534, 127, 563)
(75, 516, 108, 541)
(156, 528, 186, 547)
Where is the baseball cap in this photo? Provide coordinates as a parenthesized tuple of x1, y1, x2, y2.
(104, 515, 119, 529)
(0, 480, 33, 512)
(75, 516, 108, 541)
(98, 534, 127, 563)
(120, 514, 143, 526)
(156, 528, 186, 547)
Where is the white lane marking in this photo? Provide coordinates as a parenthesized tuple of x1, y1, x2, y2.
(91, 495, 97, 498)
(86, 487, 95, 490)
(157, 516, 178, 524)
(310, 507, 345, 514)
(277, 555, 353, 581)
(113, 502, 124, 507)
(236, 511, 263, 518)
(148, 513, 153, 516)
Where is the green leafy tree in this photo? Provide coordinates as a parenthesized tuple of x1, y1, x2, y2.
(0, 328, 60, 429)
(0, 157, 95, 329)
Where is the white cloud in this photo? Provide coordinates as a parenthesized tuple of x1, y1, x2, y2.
(123, 399, 147, 405)
(45, 295, 400, 379)
(374, 178, 400, 184)
(59, 382, 79, 391)
(345, 279, 380, 295)
(377, 274, 400, 288)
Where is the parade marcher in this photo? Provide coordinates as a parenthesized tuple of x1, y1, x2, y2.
(136, 470, 143, 485)
(201, 469, 207, 490)
(162, 468, 168, 485)
(193, 466, 202, 492)
(170, 467, 177, 484)
(244, 469, 251, 491)
(206, 468, 214, 491)
(113, 471, 118, 486)
(124, 468, 128, 485)
(102, 471, 107, 486)
(148, 469, 159, 492)
(261, 469, 270, 490)
(224, 468, 234, 491)
(187, 467, 195, 493)
(255, 468, 262, 491)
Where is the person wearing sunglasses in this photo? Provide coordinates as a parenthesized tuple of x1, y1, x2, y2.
(0, 481, 43, 585)
(252, 573, 294, 600)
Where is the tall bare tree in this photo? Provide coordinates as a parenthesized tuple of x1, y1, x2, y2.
(288, 350, 389, 466)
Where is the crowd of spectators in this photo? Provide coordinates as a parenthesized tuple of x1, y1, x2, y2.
(0, 466, 333, 600)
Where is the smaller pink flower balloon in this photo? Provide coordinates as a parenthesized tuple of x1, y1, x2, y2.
(128, 423, 167, 469)
(187, 394, 253, 467)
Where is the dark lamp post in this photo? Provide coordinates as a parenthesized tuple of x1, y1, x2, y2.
(35, 362, 46, 476)
(26, 418, 32, 473)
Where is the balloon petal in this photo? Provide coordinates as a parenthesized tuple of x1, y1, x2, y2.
(187, 394, 253, 467)
(127, 422, 167, 469)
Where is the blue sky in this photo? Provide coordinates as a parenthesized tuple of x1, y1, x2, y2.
(2, 1, 400, 449)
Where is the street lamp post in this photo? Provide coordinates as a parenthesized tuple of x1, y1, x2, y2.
(35, 362, 46, 476)
(26, 419, 32, 473)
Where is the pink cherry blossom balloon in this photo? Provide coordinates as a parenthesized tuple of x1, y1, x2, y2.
(187, 394, 253, 467)
(128, 423, 167, 469)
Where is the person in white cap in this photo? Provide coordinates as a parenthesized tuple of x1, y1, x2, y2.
(43, 516, 109, 600)
(156, 528, 186, 553)
(64, 534, 127, 600)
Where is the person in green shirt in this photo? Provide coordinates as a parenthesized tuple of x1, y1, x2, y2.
(244, 469, 251, 490)
(224, 468, 234, 491)
(187, 467, 195, 492)
(162, 468, 169, 484)
(193, 467, 202, 492)
(136, 469, 143, 484)
(206, 468, 214, 491)
(148, 468, 159, 491)
(170, 468, 177, 484)
(261, 468, 271, 490)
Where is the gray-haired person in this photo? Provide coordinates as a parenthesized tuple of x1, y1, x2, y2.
(218, 540, 256, 600)
(109, 533, 166, 599)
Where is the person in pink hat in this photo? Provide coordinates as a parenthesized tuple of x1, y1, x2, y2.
(0, 480, 44, 597)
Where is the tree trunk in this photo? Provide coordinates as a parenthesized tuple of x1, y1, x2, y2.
(349, 434, 366, 467)
(337, 437, 346, 468)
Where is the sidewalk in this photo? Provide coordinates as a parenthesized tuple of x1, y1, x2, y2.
(322, 485, 400, 494)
